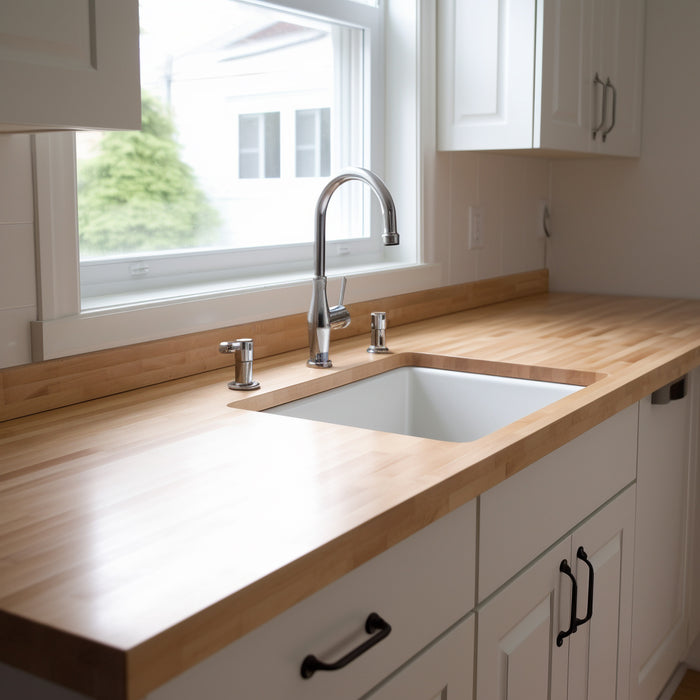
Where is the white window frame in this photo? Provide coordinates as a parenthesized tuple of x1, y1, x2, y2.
(30, 0, 439, 361)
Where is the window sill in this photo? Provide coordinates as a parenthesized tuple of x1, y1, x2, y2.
(80, 260, 412, 311)
(32, 263, 442, 361)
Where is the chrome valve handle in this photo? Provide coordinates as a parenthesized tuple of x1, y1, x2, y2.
(367, 311, 390, 353)
(218, 338, 261, 391)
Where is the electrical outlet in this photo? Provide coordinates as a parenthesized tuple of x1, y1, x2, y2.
(469, 206, 484, 249)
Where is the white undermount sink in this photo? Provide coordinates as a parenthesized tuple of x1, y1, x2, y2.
(264, 366, 583, 442)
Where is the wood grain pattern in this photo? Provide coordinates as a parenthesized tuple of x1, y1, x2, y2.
(3, 289, 700, 698)
(674, 670, 700, 700)
(0, 270, 548, 422)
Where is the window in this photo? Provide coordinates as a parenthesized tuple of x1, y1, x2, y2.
(32, 1, 426, 360)
(74, 0, 386, 305)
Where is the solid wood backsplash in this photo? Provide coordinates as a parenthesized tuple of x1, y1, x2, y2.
(0, 270, 548, 422)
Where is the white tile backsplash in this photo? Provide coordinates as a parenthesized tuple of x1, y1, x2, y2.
(0, 223, 36, 310)
(0, 136, 36, 367)
(444, 151, 550, 286)
(0, 305, 35, 368)
(501, 157, 548, 276)
(0, 135, 34, 225)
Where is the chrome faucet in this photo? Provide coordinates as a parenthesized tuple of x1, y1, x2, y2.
(307, 167, 400, 368)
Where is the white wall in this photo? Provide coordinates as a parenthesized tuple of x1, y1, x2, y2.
(548, 0, 700, 299)
(0, 135, 36, 367)
(434, 151, 548, 284)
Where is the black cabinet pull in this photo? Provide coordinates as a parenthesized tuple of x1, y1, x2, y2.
(300, 612, 392, 679)
(575, 546, 594, 626)
(557, 560, 578, 647)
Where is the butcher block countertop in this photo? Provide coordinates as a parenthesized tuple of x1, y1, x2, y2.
(3, 291, 700, 699)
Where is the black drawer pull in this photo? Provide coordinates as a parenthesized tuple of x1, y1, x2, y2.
(300, 612, 392, 679)
(556, 559, 578, 647)
(575, 546, 594, 626)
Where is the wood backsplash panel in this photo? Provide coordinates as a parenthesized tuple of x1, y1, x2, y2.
(0, 270, 548, 421)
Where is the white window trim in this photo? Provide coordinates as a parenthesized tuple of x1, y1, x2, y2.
(30, 0, 440, 361)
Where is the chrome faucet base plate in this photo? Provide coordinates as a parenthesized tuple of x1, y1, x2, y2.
(227, 380, 261, 391)
(307, 359, 333, 368)
(367, 346, 390, 354)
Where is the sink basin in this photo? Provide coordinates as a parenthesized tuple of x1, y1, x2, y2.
(264, 366, 583, 442)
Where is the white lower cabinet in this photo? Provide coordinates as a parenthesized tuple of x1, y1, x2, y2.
(476, 485, 635, 700)
(630, 372, 696, 700)
(364, 615, 474, 700)
(147, 500, 477, 700)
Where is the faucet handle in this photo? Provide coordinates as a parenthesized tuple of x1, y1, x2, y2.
(329, 277, 351, 330)
(218, 338, 260, 391)
(338, 276, 347, 306)
(367, 311, 390, 353)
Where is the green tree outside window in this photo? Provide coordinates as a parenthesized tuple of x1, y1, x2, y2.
(78, 92, 219, 257)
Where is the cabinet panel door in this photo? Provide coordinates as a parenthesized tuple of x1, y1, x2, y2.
(632, 385, 693, 700)
(591, 0, 644, 155)
(480, 404, 638, 601)
(476, 540, 571, 700)
(568, 485, 635, 700)
(0, 0, 140, 131)
(538, 0, 592, 151)
(437, 0, 536, 150)
(365, 615, 474, 700)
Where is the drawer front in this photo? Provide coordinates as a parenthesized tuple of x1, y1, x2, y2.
(364, 614, 474, 700)
(478, 403, 638, 601)
(148, 499, 477, 700)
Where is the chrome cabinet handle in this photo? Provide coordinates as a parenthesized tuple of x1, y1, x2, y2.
(557, 559, 578, 646)
(602, 78, 617, 142)
(575, 546, 594, 626)
(301, 612, 392, 679)
(592, 73, 608, 139)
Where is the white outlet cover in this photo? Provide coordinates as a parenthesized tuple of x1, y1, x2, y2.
(469, 206, 484, 249)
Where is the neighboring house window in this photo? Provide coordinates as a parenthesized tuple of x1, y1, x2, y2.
(238, 112, 281, 179)
(296, 107, 331, 177)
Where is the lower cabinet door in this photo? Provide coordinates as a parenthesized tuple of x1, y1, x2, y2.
(477, 486, 636, 700)
(365, 615, 474, 700)
(568, 485, 635, 700)
(632, 384, 693, 700)
(476, 539, 572, 700)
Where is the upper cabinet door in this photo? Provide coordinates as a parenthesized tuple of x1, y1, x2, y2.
(437, 0, 644, 156)
(538, 0, 593, 152)
(590, 0, 645, 155)
(0, 0, 141, 132)
(437, 0, 537, 151)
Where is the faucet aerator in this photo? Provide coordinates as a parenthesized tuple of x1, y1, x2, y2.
(382, 232, 400, 246)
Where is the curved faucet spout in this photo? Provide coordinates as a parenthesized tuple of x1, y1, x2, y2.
(308, 167, 400, 368)
(313, 167, 400, 278)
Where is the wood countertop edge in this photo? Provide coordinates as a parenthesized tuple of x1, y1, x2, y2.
(3, 292, 700, 698)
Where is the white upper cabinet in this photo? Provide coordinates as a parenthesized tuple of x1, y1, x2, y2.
(437, 0, 645, 156)
(0, 0, 141, 132)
